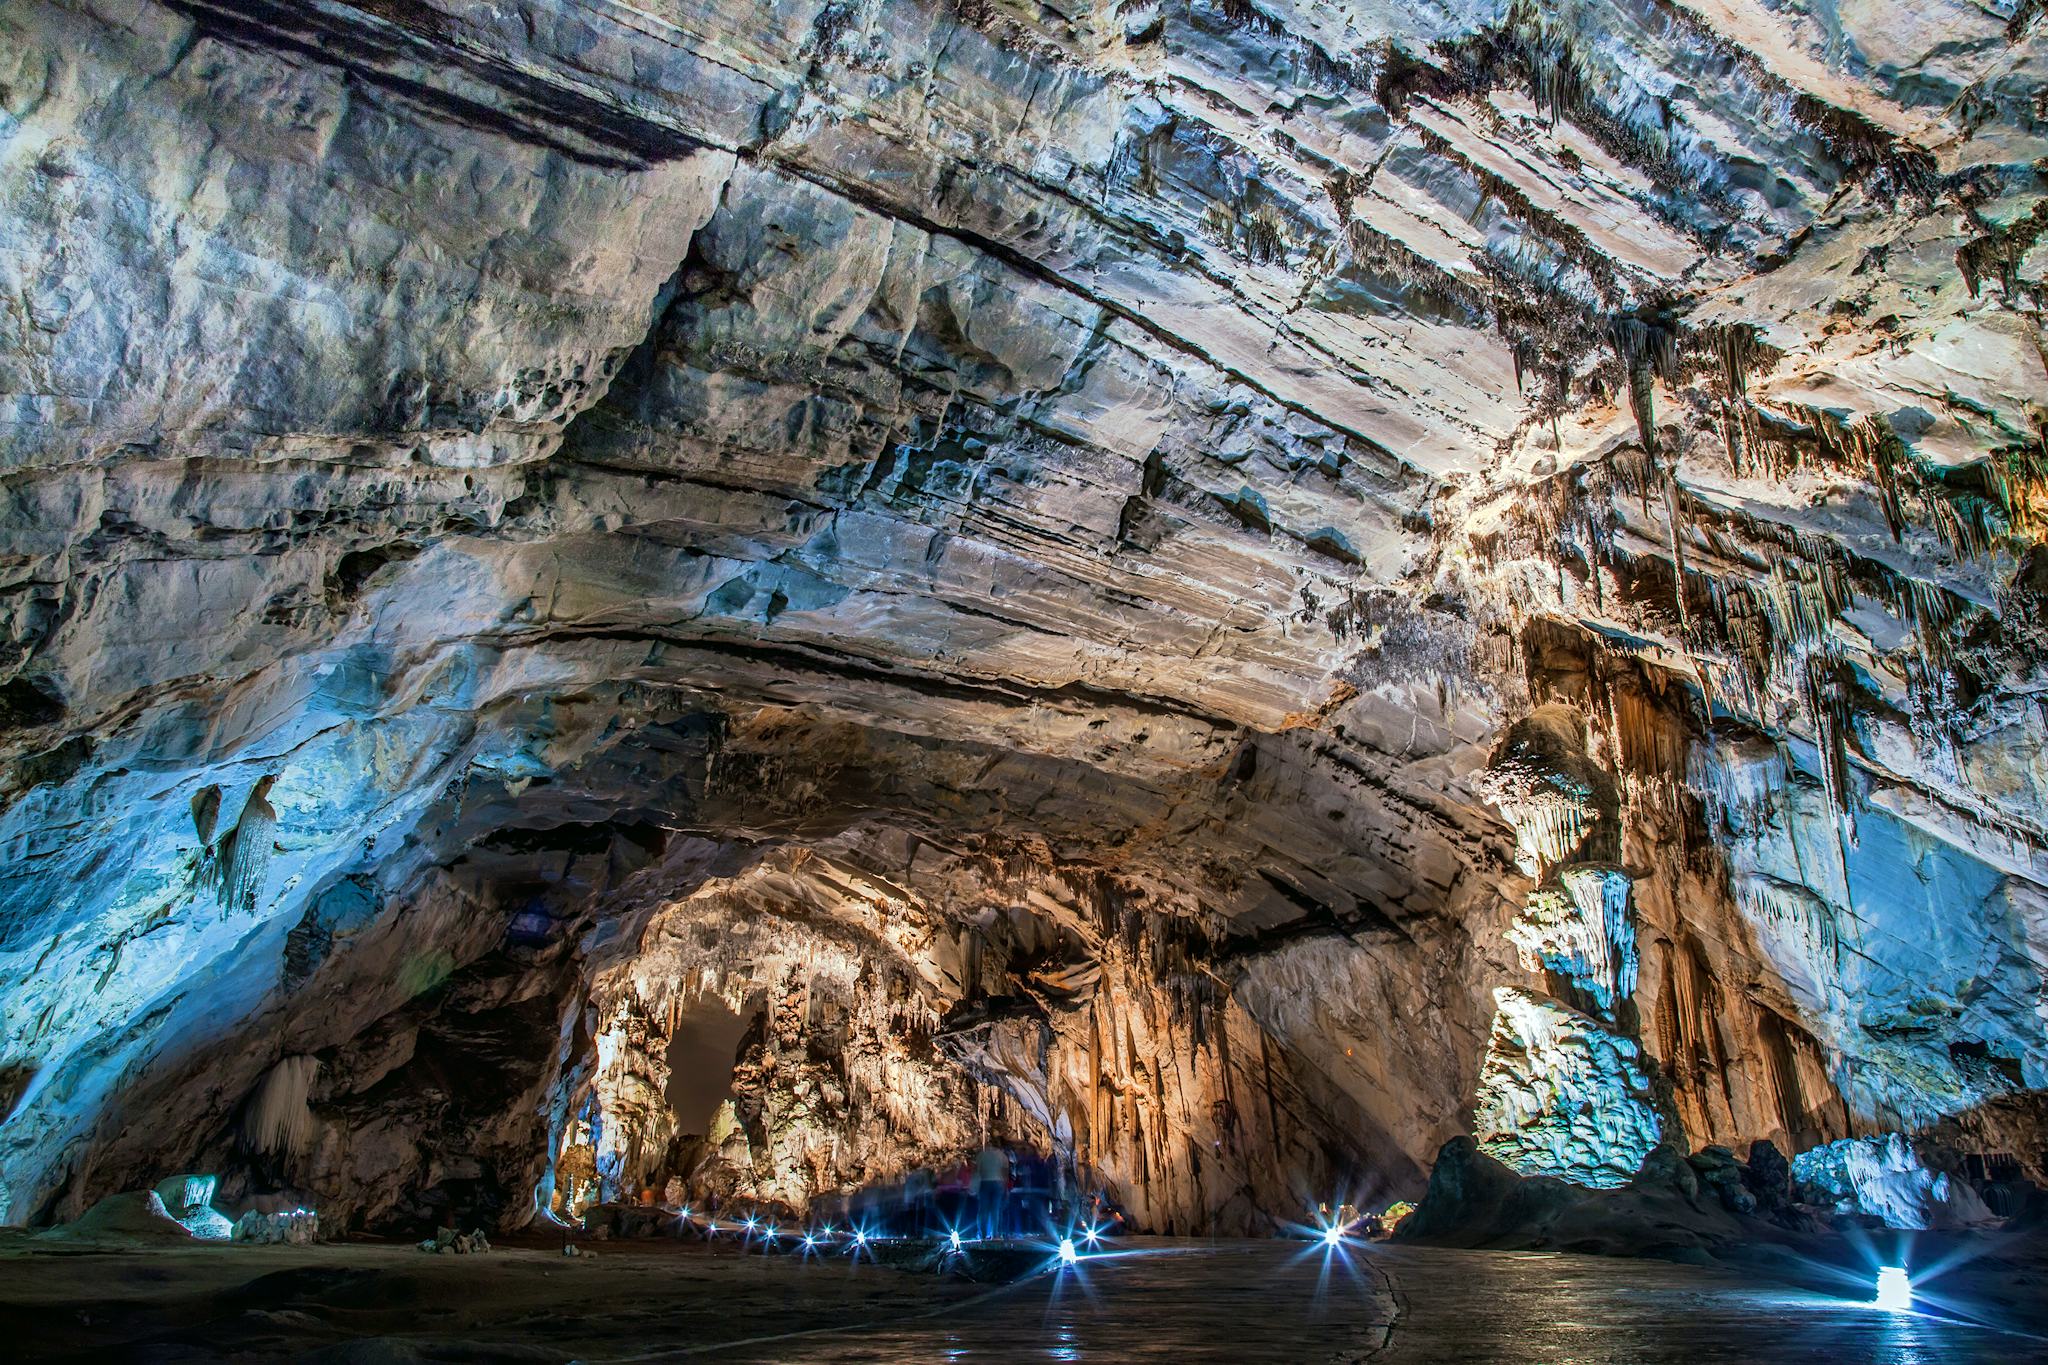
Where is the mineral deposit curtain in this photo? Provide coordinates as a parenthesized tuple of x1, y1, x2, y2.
(0, 0, 2043, 1237)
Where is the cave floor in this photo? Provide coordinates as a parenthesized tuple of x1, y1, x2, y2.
(4, 1234, 2043, 1363)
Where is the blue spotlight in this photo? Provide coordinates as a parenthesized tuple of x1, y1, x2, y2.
(1321, 1224, 1345, 1248)
(1058, 1237, 1078, 1265)
(947, 1228, 964, 1253)
(1082, 1224, 1101, 1246)
(1874, 1266, 1912, 1312)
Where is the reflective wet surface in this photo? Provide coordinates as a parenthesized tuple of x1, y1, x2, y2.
(6, 1234, 2043, 1362)
(690, 1240, 2040, 1364)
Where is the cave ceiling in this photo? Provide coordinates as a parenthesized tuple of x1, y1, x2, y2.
(1, 0, 2045, 1233)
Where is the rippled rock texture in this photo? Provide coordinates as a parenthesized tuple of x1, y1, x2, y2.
(1, 0, 2045, 1233)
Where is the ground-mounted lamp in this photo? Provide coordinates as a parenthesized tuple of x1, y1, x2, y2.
(1874, 1266, 1912, 1312)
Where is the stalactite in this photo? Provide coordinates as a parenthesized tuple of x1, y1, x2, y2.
(1606, 682, 1691, 827)
(1507, 866, 1637, 1021)
(1608, 316, 1678, 462)
(1956, 199, 2048, 302)
(1686, 740, 1784, 838)
(1662, 463, 1694, 640)
(1743, 406, 2021, 561)
(1797, 651, 1859, 834)
(1763, 556, 1853, 655)
(241, 1055, 320, 1157)
(1986, 437, 2048, 540)
(213, 775, 280, 913)
(1845, 418, 1912, 543)
(1734, 876, 1842, 975)
(1707, 323, 1759, 474)
(1709, 579, 1774, 717)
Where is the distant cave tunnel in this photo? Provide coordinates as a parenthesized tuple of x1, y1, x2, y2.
(520, 799, 1456, 1241)
(15, 696, 1468, 1241)
(16, 613, 2046, 1257)
(663, 994, 752, 1139)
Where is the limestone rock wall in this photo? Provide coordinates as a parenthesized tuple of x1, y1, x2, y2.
(0, 0, 2045, 1232)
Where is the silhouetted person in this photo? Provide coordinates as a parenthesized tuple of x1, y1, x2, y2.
(976, 1146, 1010, 1238)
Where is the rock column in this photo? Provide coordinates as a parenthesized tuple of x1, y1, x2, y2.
(1472, 711, 1662, 1187)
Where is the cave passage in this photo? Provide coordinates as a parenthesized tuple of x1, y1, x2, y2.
(4, 0, 2048, 1358)
(664, 996, 754, 1138)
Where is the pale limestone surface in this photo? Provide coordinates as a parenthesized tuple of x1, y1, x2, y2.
(0, 0, 2044, 1232)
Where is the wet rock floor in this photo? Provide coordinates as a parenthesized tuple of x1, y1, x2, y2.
(3, 1234, 2042, 1362)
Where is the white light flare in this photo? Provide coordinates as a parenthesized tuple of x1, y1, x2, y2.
(1874, 1266, 1912, 1312)
(1058, 1237, 1078, 1265)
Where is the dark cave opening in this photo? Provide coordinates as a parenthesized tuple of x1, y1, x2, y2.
(663, 994, 755, 1136)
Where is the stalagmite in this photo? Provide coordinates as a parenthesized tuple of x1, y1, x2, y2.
(1474, 987, 1663, 1188)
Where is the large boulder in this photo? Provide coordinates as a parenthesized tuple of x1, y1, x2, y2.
(1743, 1140, 1792, 1214)
(1686, 1146, 1755, 1215)
(1396, 1134, 1818, 1261)
(1393, 1136, 1580, 1247)
(1632, 1143, 1700, 1204)
(36, 1190, 193, 1244)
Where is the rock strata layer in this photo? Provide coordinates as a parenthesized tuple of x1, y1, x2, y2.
(1, 0, 2045, 1233)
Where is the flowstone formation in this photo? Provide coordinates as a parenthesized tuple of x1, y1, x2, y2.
(1474, 707, 1661, 1185)
(2, 0, 2046, 1241)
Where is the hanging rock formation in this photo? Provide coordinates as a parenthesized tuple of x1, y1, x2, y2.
(0, 0, 2045, 1236)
